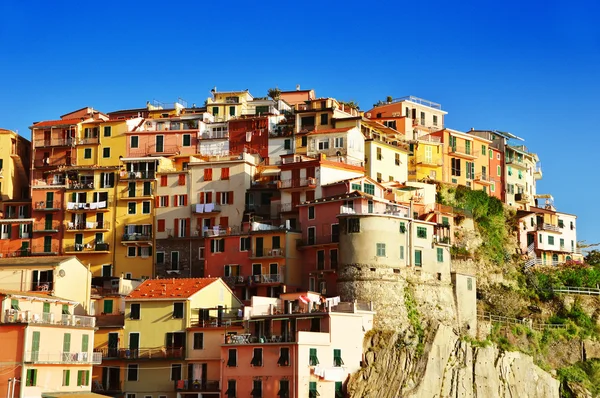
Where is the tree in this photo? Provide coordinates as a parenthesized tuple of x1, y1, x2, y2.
(339, 100, 360, 110)
(585, 250, 600, 266)
(267, 88, 281, 100)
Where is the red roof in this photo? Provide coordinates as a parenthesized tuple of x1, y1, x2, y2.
(32, 118, 83, 128)
(307, 127, 355, 135)
(127, 278, 218, 300)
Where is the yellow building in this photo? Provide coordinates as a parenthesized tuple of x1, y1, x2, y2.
(205, 89, 254, 122)
(114, 156, 175, 279)
(0, 129, 30, 202)
(123, 277, 242, 398)
(431, 129, 492, 192)
(407, 134, 444, 182)
(360, 119, 410, 183)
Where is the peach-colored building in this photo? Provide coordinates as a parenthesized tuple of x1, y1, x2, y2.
(220, 293, 374, 398)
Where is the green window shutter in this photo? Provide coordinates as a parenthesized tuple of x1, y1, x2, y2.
(43, 302, 50, 313)
(33, 369, 37, 386)
(104, 300, 113, 314)
(65, 369, 70, 386)
(85, 370, 90, 386)
(437, 247, 443, 262)
(63, 333, 71, 353)
(31, 331, 40, 353)
(415, 250, 422, 266)
(11, 299, 20, 310)
(7, 224, 11, 238)
(82, 334, 89, 352)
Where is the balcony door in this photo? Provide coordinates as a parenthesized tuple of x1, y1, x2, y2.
(102, 366, 120, 391)
(107, 333, 119, 357)
(187, 363, 207, 386)
(156, 135, 164, 153)
(43, 131, 51, 146)
(45, 192, 54, 209)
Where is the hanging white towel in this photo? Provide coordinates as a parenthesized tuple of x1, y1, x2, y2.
(67, 203, 75, 210)
(98, 201, 107, 209)
(246, 131, 252, 142)
(204, 203, 214, 212)
(195, 204, 204, 213)
(89, 203, 98, 210)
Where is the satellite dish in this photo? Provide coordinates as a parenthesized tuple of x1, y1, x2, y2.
(58, 269, 66, 278)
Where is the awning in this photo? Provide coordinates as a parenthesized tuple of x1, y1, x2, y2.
(261, 168, 281, 176)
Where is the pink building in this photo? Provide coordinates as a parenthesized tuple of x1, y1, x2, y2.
(220, 292, 374, 398)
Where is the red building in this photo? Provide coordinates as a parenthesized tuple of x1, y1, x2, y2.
(229, 116, 270, 159)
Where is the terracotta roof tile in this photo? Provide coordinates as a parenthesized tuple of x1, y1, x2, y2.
(307, 127, 355, 135)
(31, 118, 83, 128)
(127, 278, 219, 300)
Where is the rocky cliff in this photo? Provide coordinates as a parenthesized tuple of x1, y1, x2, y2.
(348, 324, 560, 398)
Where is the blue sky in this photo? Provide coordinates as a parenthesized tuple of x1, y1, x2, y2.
(1, 1, 599, 244)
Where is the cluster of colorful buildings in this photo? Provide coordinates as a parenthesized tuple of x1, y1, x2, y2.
(0, 87, 582, 398)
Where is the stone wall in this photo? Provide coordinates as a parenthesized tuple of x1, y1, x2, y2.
(155, 238, 205, 277)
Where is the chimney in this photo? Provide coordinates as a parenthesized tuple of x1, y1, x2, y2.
(296, 84, 300, 91)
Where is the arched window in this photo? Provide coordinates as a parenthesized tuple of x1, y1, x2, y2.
(552, 254, 559, 264)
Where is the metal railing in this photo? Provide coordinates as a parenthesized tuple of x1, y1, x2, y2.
(192, 203, 222, 213)
(118, 347, 184, 359)
(33, 138, 75, 147)
(247, 274, 284, 284)
(66, 201, 110, 211)
(66, 221, 110, 230)
(537, 223, 560, 233)
(25, 351, 101, 364)
(119, 170, 156, 180)
(551, 286, 600, 296)
(474, 173, 494, 183)
(298, 234, 339, 247)
(0, 248, 31, 258)
(174, 379, 220, 392)
(506, 157, 527, 168)
(122, 233, 152, 241)
(3, 310, 95, 327)
(393, 95, 442, 110)
(67, 181, 95, 190)
(415, 156, 443, 166)
(120, 188, 154, 198)
(34, 156, 76, 167)
(251, 248, 285, 258)
(449, 146, 478, 157)
(95, 347, 120, 358)
(477, 312, 567, 331)
(33, 221, 61, 231)
(33, 201, 61, 210)
(64, 243, 110, 252)
(79, 137, 99, 145)
(278, 177, 316, 189)
(30, 243, 60, 254)
(201, 131, 229, 139)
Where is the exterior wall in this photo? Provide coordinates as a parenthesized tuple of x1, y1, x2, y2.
(505, 146, 538, 209)
(0, 130, 31, 201)
(366, 97, 447, 134)
(409, 139, 443, 182)
(205, 91, 253, 122)
(307, 127, 364, 162)
(268, 137, 294, 165)
(489, 147, 503, 200)
(127, 117, 200, 157)
(365, 140, 409, 183)
(0, 325, 24, 398)
(123, 360, 179, 398)
(451, 273, 477, 337)
(31, 187, 65, 255)
(228, 117, 270, 159)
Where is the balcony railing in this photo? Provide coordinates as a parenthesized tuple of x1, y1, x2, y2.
(120, 188, 154, 198)
(201, 131, 229, 140)
(278, 177, 316, 189)
(66, 221, 111, 231)
(537, 223, 561, 233)
(279, 202, 299, 213)
(119, 171, 156, 180)
(92, 380, 122, 393)
(506, 157, 527, 168)
(175, 379, 220, 392)
(33, 201, 61, 211)
(118, 347, 184, 360)
(298, 234, 339, 247)
(67, 181, 95, 190)
(416, 156, 443, 166)
(64, 243, 110, 253)
(30, 243, 60, 254)
(252, 274, 283, 283)
(122, 233, 152, 242)
(95, 347, 120, 359)
(33, 221, 61, 232)
(25, 351, 101, 364)
(474, 173, 494, 183)
(3, 310, 96, 327)
(251, 247, 285, 258)
(33, 138, 74, 148)
(449, 146, 477, 158)
(66, 201, 110, 211)
(34, 156, 76, 168)
(514, 193, 531, 203)
(78, 137, 99, 145)
(192, 203, 221, 214)
(0, 248, 31, 258)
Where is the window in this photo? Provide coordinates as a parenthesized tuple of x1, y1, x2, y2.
(156, 252, 165, 265)
(104, 126, 111, 137)
(173, 302, 184, 319)
(170, 364, 182, 381)
(437, 247, 444, 262)
(465, 140, 471, 155)
(182, 134, 191, 147)
(130, 303, 140, 319)
(376, 243, 386, 257)
(103, 147, 110, 158)
(309, 382, 319, 398)
(399, 222, 406, 233)
(251, 347, 263, 366)
(417, 227, 427, 239)
(491, 183, 496, 192)
(308, 206, 315, 220)
(221, 167, 230, 180)
(318, 139, 329, 150)
(127, 246, 137, 257)
(377, 147, 382, 160)
(282, 139, 292, 150)
(277, 347, 290, 366)
(142, 201, 150, 214)
(159, 196, 169, 207)
(229, 106, 235, 116)
(481, 145, 486, 154)
(175, 194, 188, 207)
(335, 381, 344, 398)
(347, 218, 360, 233)
(414, 250, 423, 267)
(26, 369, 37, 386)
(395, 153, 401, 166)
(320, 113, 328, 125)
(333, 349, 344, 366)
(558, 219, 565, 228)
(62, 369, 70, 386)
(399, 245, 405, 260)
(77, 370, 90, 386)
(204, 169, 212, 181)
(251, 379, 262, 398)
(451, 158, 461, 176)
(211, 239, 225, 253)
(130, 136, 139, 148)
(84, 148, 92, 159)
(227, 348, 237, 367)
(240, 237, 251, 251)
(309, 348, 319, 366)
(433, 115, 438, 126)
(279, 380, 290, 397)
(467, 277, 473, 291)
(317, 250, 325, 270)
(226, 380, 236, 398)
(351, 183, 361, 191)
(334, 137, 344, 148)
(178, 174, 186, 186)
(548, 236, 555, 245)
(11, 299, 20, 310)
(193, 333, 204, 349)
(128, 202, 136, 215)
(363, 183, 375, 195)
(539, 233, 542, 243)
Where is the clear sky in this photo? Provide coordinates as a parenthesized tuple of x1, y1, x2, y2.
(1, 0, 599, 244)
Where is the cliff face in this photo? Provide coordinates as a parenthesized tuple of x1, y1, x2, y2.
(348, 324, 560, 398)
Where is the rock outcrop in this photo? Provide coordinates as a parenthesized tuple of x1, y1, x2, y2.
(348, 324, 560, 398)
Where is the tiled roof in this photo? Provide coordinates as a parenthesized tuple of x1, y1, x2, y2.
(307, 127, 355, 135)
(31, 118, 83, 127)
(127, 278, 219, 300)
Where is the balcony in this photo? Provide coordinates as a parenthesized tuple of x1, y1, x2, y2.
(25, 351, 101, 364)
(129, 145, 181, 157)
(34, 156, 76, 168)
(175, 379, 220, 393)
(67, 181, 95, 190)
(279, 202, 299, 213)
(30, 243, 60, 255)
(33, 221, 61, 232)
(201, 131, 229, 140)
(119, 188, 154, 199)
(534, 165, 543, 179)
(278, 177, 317, 190)
(192, 203, 221, 214)
(415, 156, 443, 166)
(506, 157, 527, 169)
(92, 380, 122, 394)
(449, 146, 477, 159)
(66, 201, 110, 211)
(3, 310, 96, 327)
(33, 138, 74, 148)
(515, 193, 531, 204)
(122, 233, 152, 242)
(250, 247, 285, 258)
(33, 201, 61, 211)
(537, 223, 561, 233)
(78, 137, 99, 145)
(119, 170, 156, 180)
(298, 235, 339, 247)
(118, 347, 184, 360)
(64, 243, 110, 253)
(252, 274, 284, 284)
(0, 248, 31, 258)
(94, 347, 121, 359)
(65, 221, 111, 231)
(474, 173, 494, 184)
